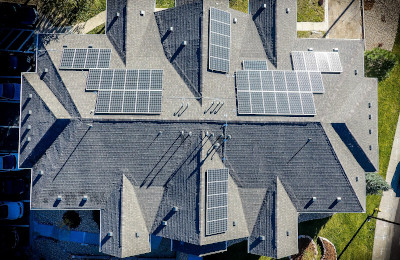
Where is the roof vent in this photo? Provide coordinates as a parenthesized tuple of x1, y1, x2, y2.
(172, 206, 179, 212)
(140, 10, 145, 16)
(82, 195, 88, 201)
(312, 197, 316, 202)
(116, 12, 120, 17)
(286, 8, 290, 13)
(354, 69, 358, 75)
(168, 27, 174, 32)
(233, 221, 236, 226)
(44, 68, 48, 73)
(214, 143, 220, 149)
(368, 102, 371, 108)
(27, 136, 31, 142)
(286, 231, 290, 236)
(27, 124, 32, 130)
(233, 17, 238, 24)
(369, 114, 372, 120)
(181, 130, 184, 136)
(88, 45, 93, 48)
(136, 232, 140, 238)
(308, 48, 313, 51)
(38, 170, 44, 175)
(369, 145, 372, 150)
(205, 131, 209, 137)
(226, 135, 232, 140)
(28, 110, 32, 115)
(261, 4, 267, 9)
(336, 197, 342, 202)
(162, 221, 168, 226)
(333, 48, 339, 52)
(259, 235, 266, 241)
(181, 41, 187, 46)
(63, 45, 67, 48)
(188, 131, 192, 137)
(28, 94, 32, 99)
(57, 195, 62, 201)
(356, 176, 359, 182)
(107, 232, 113, 237)
(369, 129, 372, 134)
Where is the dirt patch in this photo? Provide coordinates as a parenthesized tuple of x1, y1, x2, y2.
(291, 235, 318, 260)
(364, 0, 375, 10)
(318, 237, 337, 260)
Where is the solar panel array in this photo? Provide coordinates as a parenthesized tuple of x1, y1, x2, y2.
(86, 69, 163, 114)
(206, 168, 229, 236)
(208, 7, 231, 73)
(291, 51, 343, 73)
(60, 48, 111, 70)
(243, 60, 268, 71)
(236, 70, 321, 115)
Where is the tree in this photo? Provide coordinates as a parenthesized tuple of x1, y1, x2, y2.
(365, 47, 397, 81)
(63, 210, 81, 229)
(366, 172, 390, 195)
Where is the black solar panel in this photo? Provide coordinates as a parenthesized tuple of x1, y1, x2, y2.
(60, 48, 111, 70)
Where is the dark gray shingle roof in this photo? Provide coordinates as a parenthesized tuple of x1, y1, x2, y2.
(106, 0, 127, 63)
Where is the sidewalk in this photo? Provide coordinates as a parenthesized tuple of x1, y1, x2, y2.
(71, 11, 106, 34)
(372, 113, 400, 260)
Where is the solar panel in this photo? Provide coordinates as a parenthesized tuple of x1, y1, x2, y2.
(60, 48, 111, 70)
(291, 51, 343, 73)
(89, 69, 163, 114)
(206, 168, 229, 236)
(209, 7, 231, 73)
(235, 70, 320, 115)
(243, 60, 268, 70)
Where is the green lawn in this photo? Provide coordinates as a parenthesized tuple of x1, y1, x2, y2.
(297, 0, 324, 22)
(39, 0, 106, 26)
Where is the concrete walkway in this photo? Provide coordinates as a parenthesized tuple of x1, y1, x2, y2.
(372, 113, 400, 260)
(297, 0, 329, 31)
(72, 11, 106, 34)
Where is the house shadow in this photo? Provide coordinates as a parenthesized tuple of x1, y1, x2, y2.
(391, 162, 400, 197)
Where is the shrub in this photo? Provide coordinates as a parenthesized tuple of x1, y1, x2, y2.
(366, 172, 390, 195)
(365, 48, 397, 81)
(63, 211, 81, 229)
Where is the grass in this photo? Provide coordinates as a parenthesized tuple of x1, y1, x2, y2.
(299, 14, 400, 260)
(39, 0, 106, 26)
(88, 23, 105, 34)
(156, 0, 175, 8)
(297, 0, 324, 22)
(297, 31, 325, 38)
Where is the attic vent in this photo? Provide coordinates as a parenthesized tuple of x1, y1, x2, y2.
(336, 197, 342, 202)
(44, 68, 48, 73)
(261, 4, 267, 9)
(27, 125, 32, 130)
(57, 195, 62, 201)
(233, 17, 237, 24)
(286, 8, 290, 13)
(333, 48, 339, 52)
(28, 110, 32, 115)
(27, 136, 31, 142)
(308, 48, 313, 51)
(168, 27, 174, 32)
(107, 232, 113, 237)
(172, 206, 179, 212)
(140, 10, 145, 16)
(312, 197, 316, 202)
(259, 236, 266, 241)
(116, 12, 120, 17)
(82, 195, 88, 201)
(38, 170, 44, 175)
(28, 94, 32, 99)
(162, 221, 168, 226)
(181, 41, 187, 46)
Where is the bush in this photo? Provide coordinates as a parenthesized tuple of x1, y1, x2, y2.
(365, 48, 398, 81)
(366, 172, 390, 195)
(63, 211, 81, 229)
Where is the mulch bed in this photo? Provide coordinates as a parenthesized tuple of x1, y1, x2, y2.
(318, 237, 337, 260)
(291, 235, 318, 260)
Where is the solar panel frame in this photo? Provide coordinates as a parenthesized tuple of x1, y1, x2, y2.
(59, 48, 111, 70)
(88, 69, 163, 114)
(206, 169, 229, 236)
(292, 51, 343, 73)
(243, 60, 268, 71)
(208, 7, 231, 73)
(235, 70, 320, 116)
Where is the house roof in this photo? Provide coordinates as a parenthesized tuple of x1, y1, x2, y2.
(19, 0, 377, 258)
